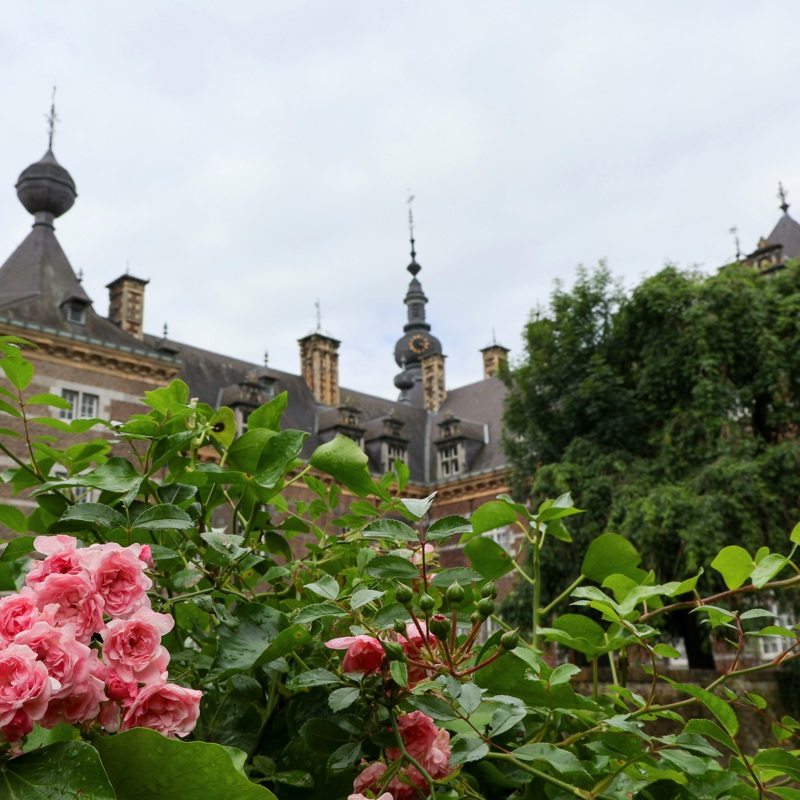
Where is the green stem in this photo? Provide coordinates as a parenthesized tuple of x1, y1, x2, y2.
(532, 523, 541, 651)
(486, 753, 592, 799)
(541, 575, 585, 617)
(389, 707, 436, 798)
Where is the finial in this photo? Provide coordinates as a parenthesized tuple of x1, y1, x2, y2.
(46, 85, 58, 151)
(163, 323, 168, 338)
(729, 226, 741, 261)
(77, 268, 84, 283)
(492, 326, 497, 346)
(406, 193, 421, 276)
(314, 299, 322, 332)
(264, 350, 269, 366)
(779, 182, 790, 214)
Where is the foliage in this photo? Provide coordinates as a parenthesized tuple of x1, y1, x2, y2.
(1, 339, 800, 798)
(502, 262, 800, 666)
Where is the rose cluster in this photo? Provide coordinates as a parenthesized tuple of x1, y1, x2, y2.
(0, 535, 201, 745)
(350, 711, 453, 800)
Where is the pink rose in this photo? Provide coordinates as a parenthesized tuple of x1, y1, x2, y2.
(411, 544, 436, 566)
(1, 709, 34, 743)
(0, 644, 56, 727)
(101, 607, 173, 684)
(353, 760, 388, 794)
(106, 674, 139, 704)
(349, 794, 393, 800)
(0, 587, 52, 645)
(93, 547, 152, 617)
(422, 727, 452, 778)
(326, 635, 385, 675)
(31, 572, 104, 644)
(14, 621, 92, 700)
(40, 673, 107, 727)
(99, 700, 121, 733)
(386, 711, 438, 761)
(121, 681, 202, 738)
(27, 535, 85, 587)
(138, 545, 154, 568)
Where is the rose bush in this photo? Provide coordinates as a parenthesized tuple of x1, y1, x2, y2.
(0, 339, 799, 799)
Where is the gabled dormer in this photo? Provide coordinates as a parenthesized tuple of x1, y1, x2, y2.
(318, 398, 366, 448)
(434, 410, 488, 480)
(364, 409, 409, 474)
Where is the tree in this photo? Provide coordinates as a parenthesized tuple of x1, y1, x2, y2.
(503, 262, 800, 667)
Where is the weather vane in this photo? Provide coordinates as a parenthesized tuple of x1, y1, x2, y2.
(46, 85, 58, 150)
(163, 323, 169, 338)
(407, 192, 415, 239)
(779, 182, 790, 214)
(729, 226, 741, 261)
(314, 299, 322, 332)
(264, 350, 269, 367)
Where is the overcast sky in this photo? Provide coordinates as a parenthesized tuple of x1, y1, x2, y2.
(2, 2, 799, 398)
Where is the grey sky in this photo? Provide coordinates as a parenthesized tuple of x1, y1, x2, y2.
(2, 2, 798, 397)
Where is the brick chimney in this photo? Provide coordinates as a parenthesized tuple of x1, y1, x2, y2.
(107, 275, 149, 340)
(480, 344, 509, 379)
(298, 332, 340, 406)
(421, 352, 446, 412)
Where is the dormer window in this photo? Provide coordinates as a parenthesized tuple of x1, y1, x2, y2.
(438, 443, 461, 478)
(66, 301, 87, 325)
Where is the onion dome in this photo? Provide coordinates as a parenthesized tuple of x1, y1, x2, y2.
(16, 149, 77, 225)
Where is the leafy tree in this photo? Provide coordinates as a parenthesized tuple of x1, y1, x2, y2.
(503, 262, 800, 667)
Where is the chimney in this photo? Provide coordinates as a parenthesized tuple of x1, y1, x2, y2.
(480, 344, 509, 379)
(421, 352, 446, 412)
(298, 332, 340, 406)
(107, 275, 149, 340)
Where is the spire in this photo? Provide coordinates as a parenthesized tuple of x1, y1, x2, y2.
(407, 193, 420, 277)
(46, 85, 58, 151)
(730, 226, 741, 261)
(779, 182, 790, 214)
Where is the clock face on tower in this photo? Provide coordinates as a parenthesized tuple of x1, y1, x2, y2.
(409, 334, 430, 355)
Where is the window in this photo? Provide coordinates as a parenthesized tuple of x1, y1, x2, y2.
(60, 389, 100, 421)
(60, 389, 78, 420)
(384, 442, 407, 473)
(66, 302, 86, 325)
(80, 393, 99, 419)
(438, 444, 460, 477)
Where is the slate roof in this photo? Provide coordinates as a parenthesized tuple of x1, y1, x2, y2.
(765, 213, 800, 260)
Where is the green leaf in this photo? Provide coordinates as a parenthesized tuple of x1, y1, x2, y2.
(286, 669, 341, 690)
(329, 685, 360, 712)
(668, 680, 739, 736)
(305, 574, 340, 600)
(0, 352, 34, 391)
(310, 436, 379, 498)
(0, 503, 28, 533)
(467, 500, 519, 538)
(60, 503, 127, 529)
(464, 535, 514, 579)
(427, 515, 472, 541)
(143, 380, 190, 415)
(365, 555, 420, 580)
(294, 603, 345, 623)
(459, 683, 485, 715)
(449, 735, 489, 765)
(430, 567, 483, 587)
(390, 661, 408, 688)
(752, 748, 800, 781)
(581, 533, 641, 582)
(208, 407, 236, 448)
(132, 504, 194, 531)
(0, 741, 115, 799)
(513, 743, 589, 776)
(247, 392, 288, 432)
(711, 545, 755, 590)
(400, 492, 436, 520)
(350, 588, 385, 609)
(488, 698, 527, 737)
(327, 742, 363, 773)
(407, 694, 459, 720)
(1, 535, 35, 561)
(361, 518, 419, 542)
(95, 727, 277, 799)
(0, 397, 22, 417)
(548, 663, 582, 686)
(26, 393, 73, 409)
(750, 553, 789, 588)
(653, 643, 682, 658)
(210, 603, 282, 677)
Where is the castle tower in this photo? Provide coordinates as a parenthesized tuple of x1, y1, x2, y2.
(299, 331, 340, 406)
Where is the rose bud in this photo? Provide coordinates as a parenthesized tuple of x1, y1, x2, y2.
(481, 581, 497, 599)
(418, 594, 435, 613)
(499, 629, 519, 651)
(395, 583, 413, 606)
(428, 614, 451, 639)
(445, 581, 465, 607)
(477, 598, 495, 619)
(381, 640, 407, 663)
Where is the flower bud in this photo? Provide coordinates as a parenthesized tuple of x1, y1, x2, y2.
(445, 581, 465, 606)
(418, 593, 435, 613)
(470, 611, 481, 626)
(499, 629, 519, 651)
(477, 597, 495, 619)
(381, 640, 407, 662)
(481, 581, 497, 599)
(395, 583, 413, 606)
(393, 618, 408, 636)
(428, 614, 451, 639)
